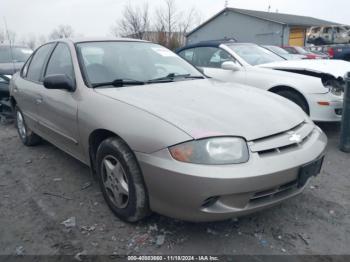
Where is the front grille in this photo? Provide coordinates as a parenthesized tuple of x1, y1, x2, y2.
(249, 121, 315, 156)
(250, 180, 298, 204)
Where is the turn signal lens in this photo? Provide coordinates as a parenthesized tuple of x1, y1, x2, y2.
(317, 101, 330, 106)
(169, 143, 193, 162)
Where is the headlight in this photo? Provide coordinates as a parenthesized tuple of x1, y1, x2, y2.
(169, 137, 249, 165)
(323, 79, 344, 96)
(330, 87, 343, 96)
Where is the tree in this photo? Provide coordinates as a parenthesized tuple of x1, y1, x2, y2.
(154, 0, 202, 48)
(178, 8, 202, 36)
(38, 35, 47, 46)
(49, 25, 74, 40)
(113, 3, 150, 39)
(0, 28, 16, 44)
(155, 0, 177, 45)
(25, 34, 37, 50)
(0, 28, 5, 43)
(110, 0, 201, 49)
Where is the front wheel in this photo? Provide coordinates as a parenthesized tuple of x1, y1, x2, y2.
(275, 90, 309, 115)
(15, 106, 41, 146)
(96, 137, 150, 222)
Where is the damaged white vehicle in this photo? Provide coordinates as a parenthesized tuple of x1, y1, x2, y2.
(177, 42, 347, 122)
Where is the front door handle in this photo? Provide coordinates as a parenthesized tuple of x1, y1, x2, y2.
(35, 97, 43, 105)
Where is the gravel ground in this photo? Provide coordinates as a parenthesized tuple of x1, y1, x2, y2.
(0, 122, 349, 256)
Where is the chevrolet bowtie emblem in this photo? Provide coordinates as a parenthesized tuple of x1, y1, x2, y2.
(289, 133, 302, 143)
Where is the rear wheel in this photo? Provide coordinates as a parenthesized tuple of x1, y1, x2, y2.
(96, 137, 150, 222)
(275, 90, 309, 115)
(15, 106, 41, 146)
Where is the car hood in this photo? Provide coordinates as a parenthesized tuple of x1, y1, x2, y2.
(95, 79, 306, 141)
(258, 60, 350, 80)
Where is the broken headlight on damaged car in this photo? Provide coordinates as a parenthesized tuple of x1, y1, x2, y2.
(169, 137, 249, 165)
(323, 78, 344, 96)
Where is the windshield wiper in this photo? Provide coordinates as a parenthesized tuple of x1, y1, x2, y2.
(147, 73, 204, 83)
(92, 79, 145, 88)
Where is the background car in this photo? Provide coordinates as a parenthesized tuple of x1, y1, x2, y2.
(282, 46, 329, 59)
(10, 38, 327, 222)
(177, 41, 344, 122)
(307, 25, 350, 45)
(263, 45, 306, 60)
(0, 74, 12, 120)
(0, 45, 33, 76)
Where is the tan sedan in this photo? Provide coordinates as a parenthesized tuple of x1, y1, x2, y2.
(10, 38, 327, 222)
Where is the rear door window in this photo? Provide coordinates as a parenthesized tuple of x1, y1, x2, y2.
(193, 47, 236, 68)
(178, 49, 195, 63)
(26, 43, 55, 82)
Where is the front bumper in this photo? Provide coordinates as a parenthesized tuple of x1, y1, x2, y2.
(308, 92, 343, 122)
(136, 127, 327, 222)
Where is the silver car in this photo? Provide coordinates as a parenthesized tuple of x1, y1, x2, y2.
(9, 38, 327, 222)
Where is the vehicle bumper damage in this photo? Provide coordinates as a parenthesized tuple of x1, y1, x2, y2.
(136, 123, 327, 222)
(307, 93, 343, 122)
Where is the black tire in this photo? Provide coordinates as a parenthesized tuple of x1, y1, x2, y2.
(275, 90, 309, 115)
(15, 106, 41, 146)
(96, 137, 150, 222)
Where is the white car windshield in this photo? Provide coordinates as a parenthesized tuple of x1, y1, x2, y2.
(265, 46, 290, 55)
(76, 41, 203, 86)
(294, 46, 309, 54)
(227, 44, 285, 66)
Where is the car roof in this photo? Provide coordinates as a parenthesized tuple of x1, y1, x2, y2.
(46, 37, 149, 45)
(176, 41, 257, 53)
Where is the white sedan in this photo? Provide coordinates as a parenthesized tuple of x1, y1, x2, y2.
(177, 42, 346, 122)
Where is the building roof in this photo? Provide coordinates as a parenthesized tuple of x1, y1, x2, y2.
(187, 7, 339, 36)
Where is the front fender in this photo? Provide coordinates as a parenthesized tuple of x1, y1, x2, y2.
(78, 89, 193, 162)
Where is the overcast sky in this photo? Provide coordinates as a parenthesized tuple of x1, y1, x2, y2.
(1, 0, 350, 40)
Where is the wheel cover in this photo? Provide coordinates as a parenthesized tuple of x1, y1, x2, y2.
(17, 111, 26, 139)
(101, 155, 129, 209)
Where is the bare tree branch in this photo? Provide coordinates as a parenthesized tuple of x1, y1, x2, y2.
(113, 3, 150, 39)
(49, 25, 74, 40)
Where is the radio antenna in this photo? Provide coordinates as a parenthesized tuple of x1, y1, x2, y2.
(3, 17, 16, 74)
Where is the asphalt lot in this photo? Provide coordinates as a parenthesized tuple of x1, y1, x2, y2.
(0, 122, 349, 256)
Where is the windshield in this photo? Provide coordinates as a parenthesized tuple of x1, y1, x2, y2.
(265, 46, 289, 55)
(76, 41, 203, 86)
(0, 46, 32, 63)
(227, 44, 285, 66)
(293, 46, 310, 54)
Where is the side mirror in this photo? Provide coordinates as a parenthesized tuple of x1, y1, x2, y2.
(221, 61, 241, 71)
(43, 74, 75, 91)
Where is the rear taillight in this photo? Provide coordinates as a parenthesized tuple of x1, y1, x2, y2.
(328, 48, 335, 59)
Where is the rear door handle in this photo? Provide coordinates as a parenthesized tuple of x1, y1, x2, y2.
(13, 87, 19, 93)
